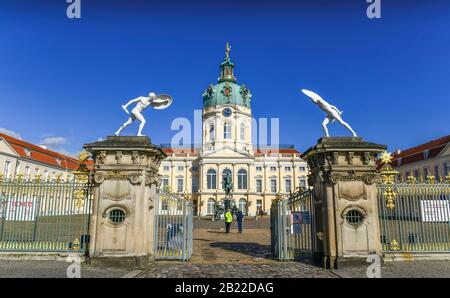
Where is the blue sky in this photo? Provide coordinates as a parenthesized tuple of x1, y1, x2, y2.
(0, 0, 449, 156)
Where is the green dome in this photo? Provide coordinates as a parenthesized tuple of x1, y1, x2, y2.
(202, 44, 252, 109)
(203, 81, 252, 109)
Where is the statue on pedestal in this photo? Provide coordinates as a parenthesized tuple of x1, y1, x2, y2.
(115, 92, 173, 137)
(301, 89, 357, 137)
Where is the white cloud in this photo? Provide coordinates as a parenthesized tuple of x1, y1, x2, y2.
(40, 136, 67, 147)
(0, 128, 22, 140)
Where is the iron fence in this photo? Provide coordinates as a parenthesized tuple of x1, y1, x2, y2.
(0, 178, 93, 253)
(153, 190, 193, 261)
(378, 181, 450, 253)
(271, 188, 315, 261)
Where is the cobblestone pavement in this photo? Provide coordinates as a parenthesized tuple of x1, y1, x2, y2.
(333, 260, 450, 278)
(0, 260, 130, 278)
(138, 228, 337, 278)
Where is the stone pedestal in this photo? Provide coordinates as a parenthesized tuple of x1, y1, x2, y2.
(84, 136, 166, 269)
(301, 137, 386, 269)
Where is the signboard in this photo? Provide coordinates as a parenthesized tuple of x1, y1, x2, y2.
(291, 211, 311, 225)
(0, 196, 39, 221)
(420, 200, 450, 222)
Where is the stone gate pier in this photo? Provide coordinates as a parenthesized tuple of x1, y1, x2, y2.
(84, 136, 166, 268)
(302, 137, 386, 269)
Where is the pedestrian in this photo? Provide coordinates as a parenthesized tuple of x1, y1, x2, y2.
(236, 210, 244, 233)
(224, 208, 233, 233)
(259, 207, 264, 218)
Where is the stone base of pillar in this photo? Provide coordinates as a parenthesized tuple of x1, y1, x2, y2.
(84, 136, 166, 267)
(86, 255, 149, 270)
(302, 137, 386, 269)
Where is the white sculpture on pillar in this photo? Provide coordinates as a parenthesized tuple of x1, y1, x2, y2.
(301, 89, 357, 137)
(115, 92, 173, 137)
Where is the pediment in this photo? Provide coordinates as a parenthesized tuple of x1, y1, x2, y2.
(202, 146, 254, 160)
(0, 139, 19, 157)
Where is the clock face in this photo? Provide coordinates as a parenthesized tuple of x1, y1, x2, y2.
(222, 108, 232, 118)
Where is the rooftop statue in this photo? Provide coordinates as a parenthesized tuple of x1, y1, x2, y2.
(115, 92, 172, 137)
(301, 89, 357, 137)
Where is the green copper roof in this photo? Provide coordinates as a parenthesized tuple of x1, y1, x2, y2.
(202, 43, 252, 108)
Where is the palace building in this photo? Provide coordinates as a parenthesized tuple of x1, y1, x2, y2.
(159, 44, 308, 216)
(0, 132, 79, 181)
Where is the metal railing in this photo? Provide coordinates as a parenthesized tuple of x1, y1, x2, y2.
(153, 190, 193, 261)
(378, 181, 450, 253)
(271, 188, 315, 261)
(0, 178, 93, 253)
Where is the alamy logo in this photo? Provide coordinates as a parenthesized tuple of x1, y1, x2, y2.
(367, 0, 382, 19)
(366, 254, 381, 278)
(66, 254, 81, 278)
(66, 0, 81, 19)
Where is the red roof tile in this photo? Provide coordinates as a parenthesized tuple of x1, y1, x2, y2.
(0, 132, 79, 171)
(392, 135, 450, 167)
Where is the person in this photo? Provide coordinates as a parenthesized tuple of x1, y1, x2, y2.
(259, 207, 264, 218)
(224, 208, 233, 233)
(236, 210, 244, 233)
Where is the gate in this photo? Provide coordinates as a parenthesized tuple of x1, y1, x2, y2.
(0, 175, 93, 253)
(378, 156, 450, 253)
(271, 188, 315, 261)
(153, 190, 193, 261)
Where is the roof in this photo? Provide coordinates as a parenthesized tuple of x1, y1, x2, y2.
(0, 132, 79, 171)
(161, 147, 301, 157)
(392, 135, 450, 167)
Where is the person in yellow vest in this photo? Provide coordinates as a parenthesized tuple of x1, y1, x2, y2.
(224, 209, 233, 233)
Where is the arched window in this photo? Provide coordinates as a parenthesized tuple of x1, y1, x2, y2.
(207, 198, 215, 215)
(207, 169, 216, 189)
(237, 169, 248, 189)
(240, 122, 246, 141)
(222, 169, 232, 190)
(209, 124, 215, 142)
(239, 198, 247, 215)
(224, 122, 231, 139)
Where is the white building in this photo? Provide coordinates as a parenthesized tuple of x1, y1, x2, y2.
(159, 45, 309, 216)
(0, 132, 79, 181)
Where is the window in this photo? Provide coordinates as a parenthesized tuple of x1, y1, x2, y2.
(162, 178, 169, 189)
(238, 198, 247, 215)
(206, 169, 216, 189)
(435, 165, 440, 179)
(237, 169, 248, 189)
(256, 179, 262, 192)
(177, 165, 184, 171)
(270, 179, 277, 193)
(191, 166, 198, 172)
(256, 166, 262, 172)
(240, 122, 246, 141)
(209, 124, 215, 142)
(414, 170, 419, 180)
(299, 178, 306, 188)
(109, 209, 126, 224)
(299, 166, 306, 172)
(284, 166, 291, 171)
(405, 171, 410, 180)
(207, 198, 215, 215)
(44, 170, 49, 181)
(34, 168, 40, 176)
(161, 199, 168, 211)
(285, 179, 292, 193)
(444, 163, 449, 177)
(423, 167, 429, 179)
(192, 177, 199, 193)
(25, 166, 31, 180)
(345, 210, 364, 225)
(177, 178, 184, 193)
(270, 166, 277, 172)
(163, 165, 170, 171)
(3, 161, 11, 179)
(224, 122, 231, 139)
